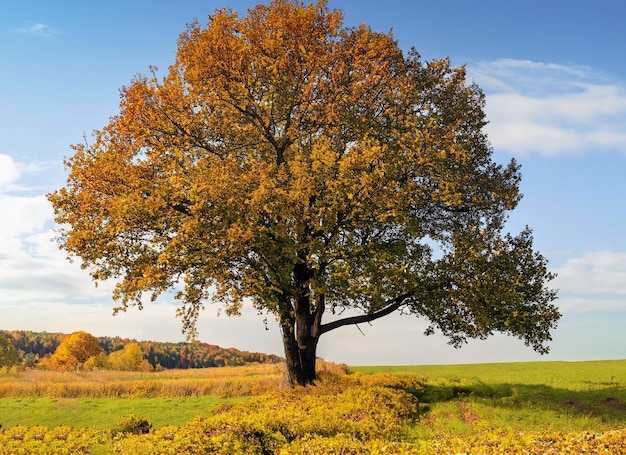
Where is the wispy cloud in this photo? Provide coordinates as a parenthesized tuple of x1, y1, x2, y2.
(469, 59, 626, 156)
(554, 251, 626, 295)
(0, 154, 21, 188)
(551, 251, 626, 313)
(557, 296, 626, 314)
(13, 21, 60, 39)
(0, 153, 47, 194)
(0, 154, 87, 300)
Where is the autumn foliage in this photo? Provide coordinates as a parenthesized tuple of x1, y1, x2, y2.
(1, 330, 281, 372)
(50, 331, 104, 370)
(48, 0, 559, 386)
(0, 334, 20, 368)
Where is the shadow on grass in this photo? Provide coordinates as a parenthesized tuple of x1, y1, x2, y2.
(400, 380, 626, 427)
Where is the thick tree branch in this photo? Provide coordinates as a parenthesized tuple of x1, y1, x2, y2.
(319, 292, 413, 335)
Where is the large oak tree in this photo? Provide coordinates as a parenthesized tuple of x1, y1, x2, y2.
(49, 0, 559, 386)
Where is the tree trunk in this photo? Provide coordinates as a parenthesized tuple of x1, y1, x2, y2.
(276, 255, 324, 387)
(280, 277, 323, 385)
(279, 290, 413, 386)
(280, 319, 318, 387)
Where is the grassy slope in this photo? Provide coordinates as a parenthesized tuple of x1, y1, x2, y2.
(0, 396, 244, 429)
(351, 360, 626, 388)
(352, 360, 626, 435)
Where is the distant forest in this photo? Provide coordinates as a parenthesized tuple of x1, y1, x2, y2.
(0, 330, 282, 369)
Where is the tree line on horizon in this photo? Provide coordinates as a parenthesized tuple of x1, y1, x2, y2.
(0, 330, 282, 371)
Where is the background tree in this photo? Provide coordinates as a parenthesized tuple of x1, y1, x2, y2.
(108, 342, 144, 371)
(0, 330, 63, 359)
(48, 0, 559, 386)
(51, 331, 104, 370)
(0, 334, 20, 368)
(83, 352, 110, 370)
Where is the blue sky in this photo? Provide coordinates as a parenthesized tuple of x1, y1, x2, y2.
(1, 1, 625, 365)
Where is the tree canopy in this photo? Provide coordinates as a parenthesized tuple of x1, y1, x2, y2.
(107, 342, 144, 371)
(0, 333, 20, 368)
(48, 0, 559, 385)
(51, 331, 104, 369)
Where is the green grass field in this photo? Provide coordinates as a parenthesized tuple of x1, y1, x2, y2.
(0, 395, 244, 429)
(352, 359, 626, 388)
(1, 360, 625, 454)
(354, 360, 626, 432)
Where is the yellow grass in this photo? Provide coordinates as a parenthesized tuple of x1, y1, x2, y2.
(0, 363, 284, 398)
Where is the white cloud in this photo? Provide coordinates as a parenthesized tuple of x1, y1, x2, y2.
(557, 296, 626, 314)
(0, 155, 53, 255)
(0, 300, 185, 342)
(469, 59, 626, 156)
(554, 251, 626, 295)
(0, 154, 21, 186)
(0, 194, 51, 247)
(13, 22, 60, 39)
(0, 154, 107, 304)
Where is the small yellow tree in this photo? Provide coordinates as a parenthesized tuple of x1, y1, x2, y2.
(108, 342, 144, 371)
(83, 352, 110, 370)
(51, 331, 104, 370)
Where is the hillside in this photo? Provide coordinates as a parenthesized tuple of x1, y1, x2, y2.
(0, 330, 282, 369)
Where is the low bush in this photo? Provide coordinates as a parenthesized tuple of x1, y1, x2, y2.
(112, 374, 420, 454)
(112, 414, 152, 436)
(0, 425, 106, 455)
